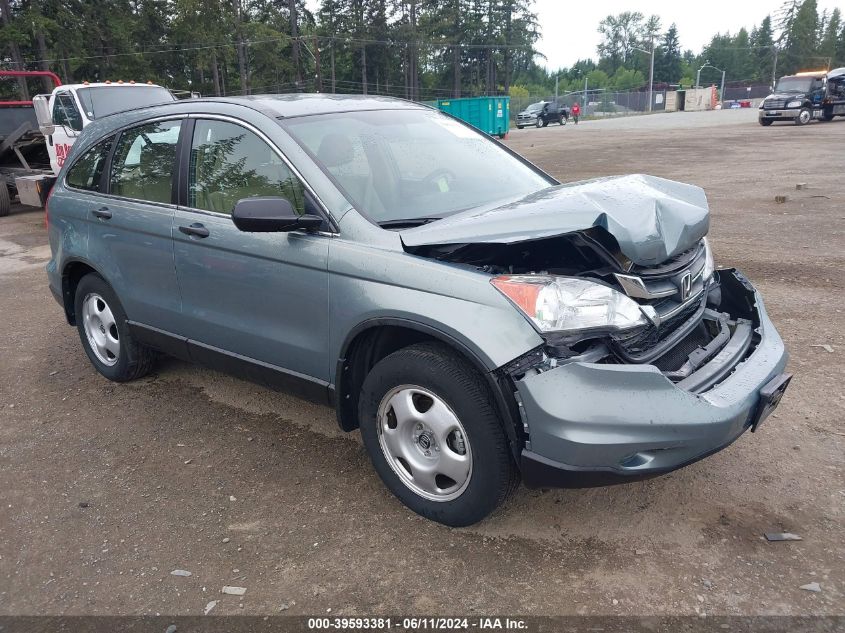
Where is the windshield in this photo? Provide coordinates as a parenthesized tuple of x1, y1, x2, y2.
(76, 86, 175, 119)
(525, 102, 544, 112)
(283, 109, 553, 224)
(774, 77, 813, 93)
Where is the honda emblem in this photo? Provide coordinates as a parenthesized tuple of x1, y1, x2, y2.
(679, 271, 692, 300)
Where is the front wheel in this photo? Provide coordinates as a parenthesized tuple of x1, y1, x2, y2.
(795, 108, 812, 125)
(74, 273, 155, 382)
(516, 125, 524, 130)
(535, 117, 542, 128)
(759, 118, 773, 126)
(358, 342, 518, 526)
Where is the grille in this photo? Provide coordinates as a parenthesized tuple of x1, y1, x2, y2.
(652, 324, 712, 372)
(764, 99, 787, 109)
(607, 239, 710, 360)
(614, 296, 703, 357)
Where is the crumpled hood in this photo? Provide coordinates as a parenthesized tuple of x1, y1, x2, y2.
(400, 174, 710, 267)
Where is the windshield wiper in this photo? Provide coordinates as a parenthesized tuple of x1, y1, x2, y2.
(378, 217, 440, 229)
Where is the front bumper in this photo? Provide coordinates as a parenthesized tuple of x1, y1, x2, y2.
(759, 108, 800, 121)
(514, 269, 789, 488)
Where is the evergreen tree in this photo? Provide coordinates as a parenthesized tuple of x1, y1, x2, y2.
(654, 23, 682, 83)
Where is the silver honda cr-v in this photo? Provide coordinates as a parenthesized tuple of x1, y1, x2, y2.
(46, 95, 790, 526)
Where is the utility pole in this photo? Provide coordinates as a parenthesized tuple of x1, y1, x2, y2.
(583, 77, 588, 110)
(555, 74, 558, 101)
(648, 46, 655, 111)
(313, 36, 322, 92)
(771, 46, 779, 90)
(634, 45, 655, 111)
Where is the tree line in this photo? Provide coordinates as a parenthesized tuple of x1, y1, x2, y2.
(551, 0, 845, 98)
(0, 0, 844, 102)
(0, 0, 539, 101)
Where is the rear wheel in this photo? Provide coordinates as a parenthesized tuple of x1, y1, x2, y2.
(795, 108, 812, 125)
(74, 273, 155, 382)
(759, 118, 773, 126)
(0, 184, 11, 217)
(560, 115, 566, 125)
(358, 342, 518, 526)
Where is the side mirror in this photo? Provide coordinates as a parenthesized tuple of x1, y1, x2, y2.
(33, 95, 55, 136)
(232, 197, 323, 233)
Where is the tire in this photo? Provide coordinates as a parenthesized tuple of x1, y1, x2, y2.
(541, 118, 549, 127)
(795, 107, 811, 125)
(0, 184, 11, 217)
(535, 117, 542, 128)
(358, 342, 518, 527)
(759, 118, 773, 126)
(516, 125, 523, 130)
(73, 273, 155, 382)
(560, 116, 566, 126)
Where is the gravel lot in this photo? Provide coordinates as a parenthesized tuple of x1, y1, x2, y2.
(1, 109, 843, 617)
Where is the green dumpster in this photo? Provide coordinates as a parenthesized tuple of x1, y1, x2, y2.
(435, 96, 510, 138)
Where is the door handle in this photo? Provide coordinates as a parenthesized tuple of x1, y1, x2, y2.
(178, 223, 210, 238)
(91, 207, 111, 220)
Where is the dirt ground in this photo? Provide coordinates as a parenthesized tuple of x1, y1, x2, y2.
(0, 109, 842, 617)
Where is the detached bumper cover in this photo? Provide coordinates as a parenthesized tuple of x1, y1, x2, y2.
(515, 270, 788, 488)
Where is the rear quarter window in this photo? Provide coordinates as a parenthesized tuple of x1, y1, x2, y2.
(65, 137, 113, 191)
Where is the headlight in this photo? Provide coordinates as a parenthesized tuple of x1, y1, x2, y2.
(491, 275, 648, 333)
(702, 237, 715, 281)
(787, 100, 802, 108)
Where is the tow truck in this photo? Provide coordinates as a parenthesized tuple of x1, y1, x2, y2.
(0, 70, 178, 216)
(759, 67, 845, 126)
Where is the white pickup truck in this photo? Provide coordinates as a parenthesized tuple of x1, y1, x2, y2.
(0, 71, 179, 216)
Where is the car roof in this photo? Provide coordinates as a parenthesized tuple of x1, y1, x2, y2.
(183, 94, 428, 118)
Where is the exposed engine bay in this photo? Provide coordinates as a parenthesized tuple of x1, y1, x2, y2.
(404, 228, 761, 394)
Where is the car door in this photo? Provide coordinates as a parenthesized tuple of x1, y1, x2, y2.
(50, 91, 84, 173)
(172, 117, 330, 394)
(90, 118, 184, 330)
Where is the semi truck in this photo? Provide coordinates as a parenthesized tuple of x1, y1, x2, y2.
(0, 70, 177, 216)
(759, 67, 845, 126)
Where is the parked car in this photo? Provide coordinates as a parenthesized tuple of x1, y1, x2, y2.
(46, 95, 791, 526)
(516, 100, 567, 128)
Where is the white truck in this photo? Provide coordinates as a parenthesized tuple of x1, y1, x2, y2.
(0, 71, 179, 216)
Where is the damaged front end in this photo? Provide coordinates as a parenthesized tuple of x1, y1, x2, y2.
(399, 175, 790, 486)
(406, 226, 755, 394)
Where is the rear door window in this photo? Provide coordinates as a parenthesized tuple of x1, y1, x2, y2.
(109, 120, 181, 204)
(65, 137, 113, 191)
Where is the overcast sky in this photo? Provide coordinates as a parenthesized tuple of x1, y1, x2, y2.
(534, 0, 841, 70)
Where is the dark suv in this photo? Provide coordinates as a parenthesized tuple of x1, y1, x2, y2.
(516, 101, 568, 128)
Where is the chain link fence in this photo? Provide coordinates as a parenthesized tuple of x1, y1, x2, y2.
(508, 88, 673, 121)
